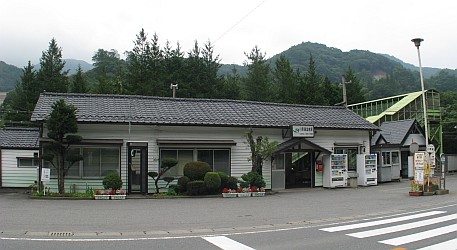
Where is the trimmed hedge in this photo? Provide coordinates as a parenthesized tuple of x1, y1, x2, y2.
(186, 180, 206, 196)
(217, 172, 229, 189)
(204, 172, 221, 194)
(102, 172, 123, 190)
(177, 176, 190, 193)
(183, 161, 212, 181)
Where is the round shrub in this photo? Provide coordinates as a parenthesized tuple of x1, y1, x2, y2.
(217, 172, 229, 189)
(103, 172, 123, 190)
(226, 176, 238, 190)
(204, 172, 221, 194)
(183, 161, 212, 181)
(241, 171, 265, 188)
(186, 180, 206, 196)
(177, 176, 190, 193)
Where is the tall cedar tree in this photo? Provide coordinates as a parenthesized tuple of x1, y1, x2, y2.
(36, 38, 69, 93)
(244, 46, 271, 102)
(70, 65, 88, 93)
(300, 55, 323, 105)
(42, 99, 83, 194)
(344, 67, 366, 104)
(2, 61, 38, 123)
(273, 54, 298, 104)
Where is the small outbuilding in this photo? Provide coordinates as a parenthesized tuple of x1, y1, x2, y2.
(0, 127, 39, 188)
(371, 119, 426, 181)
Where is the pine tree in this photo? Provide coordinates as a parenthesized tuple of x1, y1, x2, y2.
(344, 67, 366, 104)
(36, 38, 69, 93)
(70, 65, 88, 93)
(244, 46, 271, 102)
(273, 54, 297, 104)
(2, 61, 38, 123)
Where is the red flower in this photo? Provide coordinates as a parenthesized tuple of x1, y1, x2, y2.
(222, 188, 230, 193)
(237, 188, 243, 193)
(251, 186, 258, 192)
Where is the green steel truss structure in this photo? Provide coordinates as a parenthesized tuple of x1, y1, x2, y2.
(348, 89, 442, 154)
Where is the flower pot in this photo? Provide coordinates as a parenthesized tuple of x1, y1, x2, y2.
(409, 191, 423, 196)
(251, 192, 265, 197)
(237, 193, 251, 197)
(222, 193, 237, 198)
(94, 195, 110, 200)
(110, 195, 126, 200)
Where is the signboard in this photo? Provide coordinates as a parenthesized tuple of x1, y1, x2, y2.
(430, 151, 436, 168)
(414, 152, 428, 170)
(292, 125, 314, 138)
(426, 144, 435, 153)
(41, 168, 50, 182)
(415, 169, 424, 185)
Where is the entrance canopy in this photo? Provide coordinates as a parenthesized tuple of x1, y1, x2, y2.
(274, 138, 331, 155)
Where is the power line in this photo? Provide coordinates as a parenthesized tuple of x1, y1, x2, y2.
(213, 0, 267, 44)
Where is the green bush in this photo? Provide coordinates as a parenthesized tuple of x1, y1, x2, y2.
(103, 172, 123, 190)
(241, 171, 265, 188)
(204, 172, 221, 194)
(183, 161, 212, 181)
(217, 172, 229, 189)
(167, 185, 178, 196)
(226, 176, 238, 190)
(186, 180, 206, 196)
(177, 176, 190, 193)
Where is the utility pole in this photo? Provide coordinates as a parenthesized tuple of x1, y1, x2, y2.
(341, 76, 351, 107)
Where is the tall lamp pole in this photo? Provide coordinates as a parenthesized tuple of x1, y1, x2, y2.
(411, 38, 429, 147)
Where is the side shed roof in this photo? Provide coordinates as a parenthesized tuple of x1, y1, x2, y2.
(0, 127, 40, 149)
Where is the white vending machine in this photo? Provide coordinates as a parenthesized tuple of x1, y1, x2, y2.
(323, 154, 348, 188)
(357, 153, 377, 186)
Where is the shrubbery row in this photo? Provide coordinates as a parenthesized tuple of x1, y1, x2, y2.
(171, 161, 265, 196)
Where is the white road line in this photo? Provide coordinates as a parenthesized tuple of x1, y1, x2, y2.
(379, 223, 457, 246)
(202, 236, 255, 250)
(347, 213, 457, 238)
(320, 211, 446, 232)
(416, 238, 457, 250)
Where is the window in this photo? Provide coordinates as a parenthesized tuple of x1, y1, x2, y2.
(47, 146, 120, 178)
(392, 151, 399, 165)
(17, 157, 39, 168)
(334, 147, 358, 171)
(160, 148, 231, 176)
(382, 152, 391, 165)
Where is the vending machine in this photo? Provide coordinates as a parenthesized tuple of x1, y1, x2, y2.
(357, 153, 377, 186)
(323, 154, 348, 188)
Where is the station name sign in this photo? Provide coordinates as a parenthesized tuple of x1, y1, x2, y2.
(292, 125, 314, 138)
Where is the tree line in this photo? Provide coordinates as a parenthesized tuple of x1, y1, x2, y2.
(1, 29, 367, 125)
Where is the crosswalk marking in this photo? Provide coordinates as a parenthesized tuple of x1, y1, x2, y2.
(416, 238, 457, 250)
(379, 223, 457, 246)
(320, 210, 446, 232)
(202, 236, 255, 250)
(347, 213, 457, 238)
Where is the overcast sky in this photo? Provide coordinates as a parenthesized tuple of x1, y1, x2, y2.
(1, 0, 456, 69)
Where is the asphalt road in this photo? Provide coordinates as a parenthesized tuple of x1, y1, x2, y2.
(1, 174, 456, 250)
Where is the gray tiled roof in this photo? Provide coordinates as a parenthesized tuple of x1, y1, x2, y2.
(0, 127, 39, 149)
(371, 119, 417, 145)
(31, 92, 378, 130)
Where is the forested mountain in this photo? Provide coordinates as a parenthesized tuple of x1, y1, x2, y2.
(0, 61, 22, 91)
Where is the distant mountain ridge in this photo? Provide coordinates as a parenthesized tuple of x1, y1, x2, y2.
(0, 42, 453, 93)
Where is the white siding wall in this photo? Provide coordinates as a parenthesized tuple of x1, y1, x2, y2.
(40, 124, 370, 192)
(1, 149, 38, 188)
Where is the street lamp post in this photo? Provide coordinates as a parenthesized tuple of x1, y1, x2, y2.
(411, 38, 429, 147)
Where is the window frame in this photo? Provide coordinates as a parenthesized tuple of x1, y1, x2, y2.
(159, 148, 231, 177)
(47, 145, 121, 179)
(17, 157, 39, 168)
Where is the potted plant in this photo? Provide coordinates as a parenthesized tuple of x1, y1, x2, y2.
(222, 188, 237, 198)
(110, 189, 126, 200)
(94, 189, 110, 200)
(237, 187, 251, 197)
(251, 186, 266, 197)
(409, 180, 423, 196)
